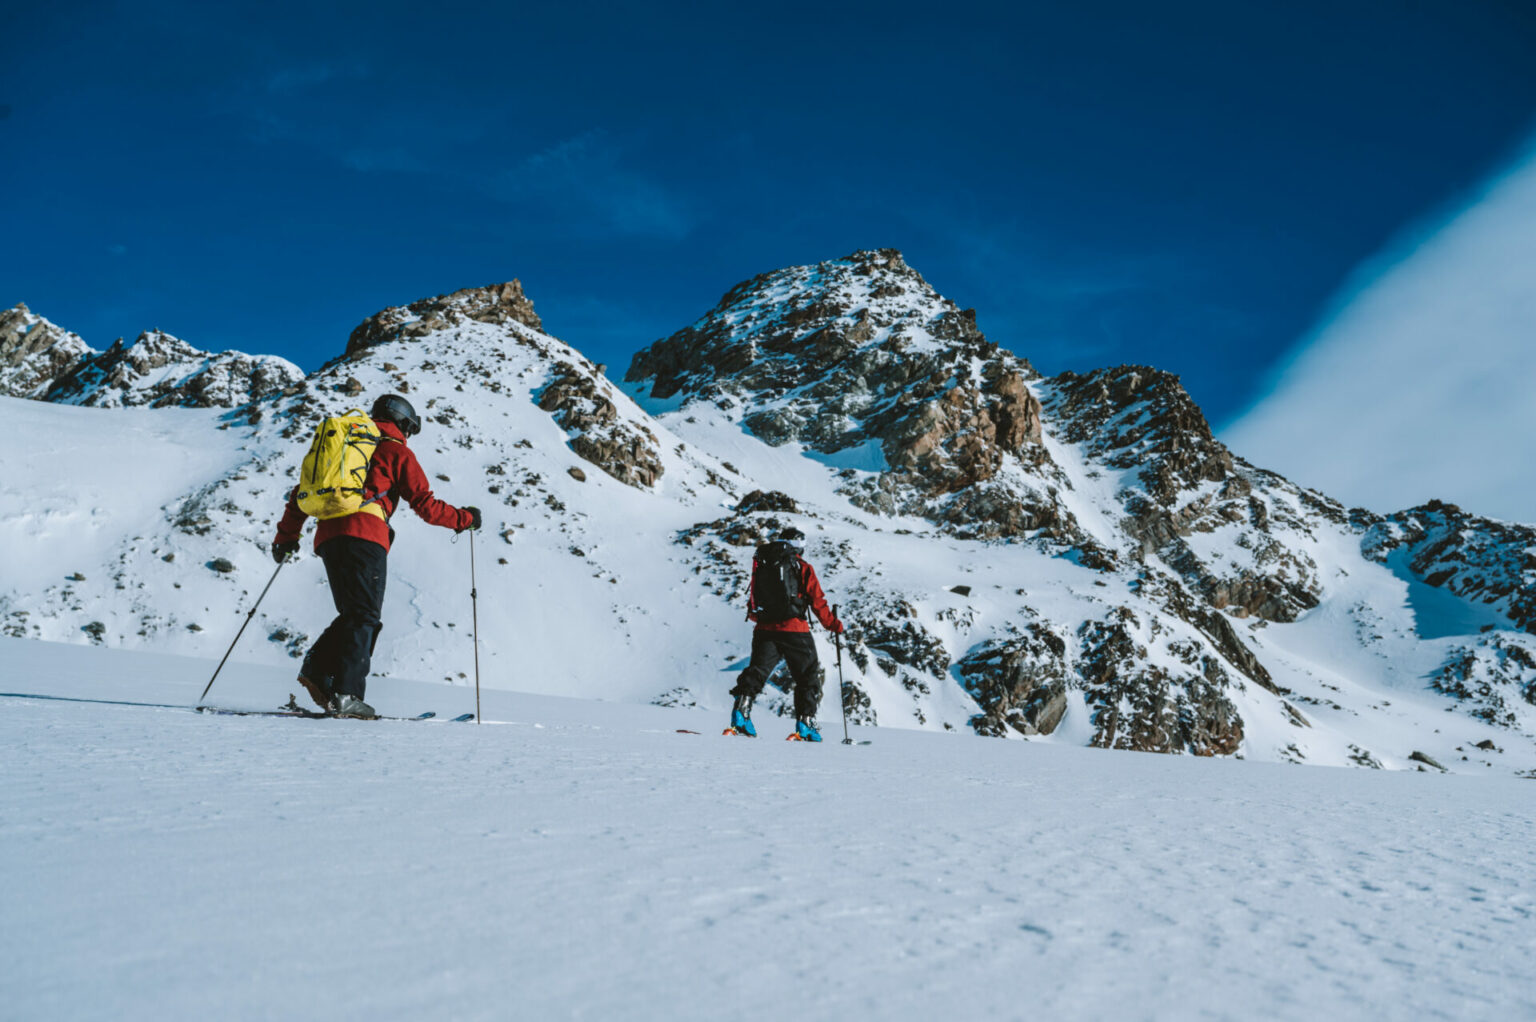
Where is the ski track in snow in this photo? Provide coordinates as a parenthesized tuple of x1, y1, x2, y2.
(2, 639, 1532, 1021)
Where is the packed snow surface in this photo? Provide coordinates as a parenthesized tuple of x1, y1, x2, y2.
(2, 638, 1532, 1021)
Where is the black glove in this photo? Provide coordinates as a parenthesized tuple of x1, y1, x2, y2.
(462, 506, 482, 532)
(272, 540, 300, 564)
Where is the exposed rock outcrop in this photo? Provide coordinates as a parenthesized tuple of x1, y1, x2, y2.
(534, 361, 666, 488)
(1363, 500, 1536, 634)
(1047, 365, 1233, 506)
(959, 623, 1071, 737)
(347, 281, 543, 357)
(1077, 607, 1245, 756)
(1432, 633, 1536, 728)
(0, 304, 93, 399)
(537, 362, 664, 489)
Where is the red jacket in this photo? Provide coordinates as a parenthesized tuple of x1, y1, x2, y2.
(274, 419, 471, 553)
(748, 556, 843, 634)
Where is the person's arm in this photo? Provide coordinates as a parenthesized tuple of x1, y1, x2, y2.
(273, 486, 308, 545)
(270, 487, 308, 561)
(745, 557, 758, 622)
(394, 448, 474, 531)
(802, 562, 842, 632)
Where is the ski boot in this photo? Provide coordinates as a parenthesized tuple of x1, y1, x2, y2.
(723, 693, 757, 737)
(787, 717, 822, 742)
(297, 651, 336, 713)
(333, 694, 377, 720)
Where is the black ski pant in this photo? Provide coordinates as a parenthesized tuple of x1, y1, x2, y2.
(306, 535, 387, 700)
(731, 630, 824, 719)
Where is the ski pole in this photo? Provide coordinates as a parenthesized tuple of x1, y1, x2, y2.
(833, 603, 851, 745)
(470, 527, 481, 725)
(197, 559, 285, 708)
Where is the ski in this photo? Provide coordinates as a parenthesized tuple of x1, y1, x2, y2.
(451, 713, 476, 722)
(198, 697, 454, 721)
(197, 705, 438, 721)
(196, 706, 326, 718)
(722, 726, 755, 737)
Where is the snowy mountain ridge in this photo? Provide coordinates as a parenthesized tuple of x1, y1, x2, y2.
(0, 302, 302, 409)
(4, 252, 1535, 776)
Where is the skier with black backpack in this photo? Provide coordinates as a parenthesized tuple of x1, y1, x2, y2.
(726, 526, 844, 741)
(270, 394, 481, 719)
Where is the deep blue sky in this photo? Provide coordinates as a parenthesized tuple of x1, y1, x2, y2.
(4, 0, 1535, 425)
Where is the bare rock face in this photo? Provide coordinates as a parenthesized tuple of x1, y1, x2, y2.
(43, 330, 303, 409)
(0, 304, 93, 398)
(959, 623, 1071, 737)
(1077, 607, 1245, 756)
(735, 490, 798, 514)
(883, 362, 1045, 492)
(1048, 364, 1233, 505)
(347, 281, 543, 357)
(537, 361, 664, 489)
(1363, 500, 1536, 634)
(1141, 572, 1275, 689)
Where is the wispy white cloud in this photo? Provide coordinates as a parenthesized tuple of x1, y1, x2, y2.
(1223, 131, 1536, 521)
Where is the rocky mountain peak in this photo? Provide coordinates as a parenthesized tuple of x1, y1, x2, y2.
(0, 303, 94, 399)
(625, 250, 1048, 538)
(627, 248, 1023, 406)
(346, 280, 543, 357)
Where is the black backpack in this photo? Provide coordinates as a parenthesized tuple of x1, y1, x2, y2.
(751, 541, 808, 622)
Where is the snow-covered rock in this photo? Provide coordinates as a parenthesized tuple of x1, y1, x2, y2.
(45, 329, 303, 409)
(0, 303, 93, 398)
(1, 302, 302, 409)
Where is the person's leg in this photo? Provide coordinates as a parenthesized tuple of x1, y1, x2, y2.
(319, 537, 387, 700)
(779, 633, 825, 720)
(732, 631, 784, 700)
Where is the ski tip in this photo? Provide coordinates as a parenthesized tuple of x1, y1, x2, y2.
(676, 729, 702, 734)
(452, 712, 475, 722)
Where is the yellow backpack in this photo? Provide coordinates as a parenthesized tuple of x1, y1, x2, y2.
(296, 410, 388, 521)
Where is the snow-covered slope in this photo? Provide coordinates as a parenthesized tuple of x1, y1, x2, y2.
(2, 638, 1532, 1021)
(4, 256, 1536, 776)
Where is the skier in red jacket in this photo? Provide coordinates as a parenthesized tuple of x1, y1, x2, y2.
(271, 394, 480, 718)
(726, 526, 844, 741)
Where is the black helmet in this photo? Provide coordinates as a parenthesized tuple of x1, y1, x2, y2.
(370, 394, 421, 437)
(778, 526, 806, 554)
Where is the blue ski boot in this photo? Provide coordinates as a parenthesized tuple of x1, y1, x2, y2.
(725, 694, 757, 737)
(789, 717, 822, 742)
